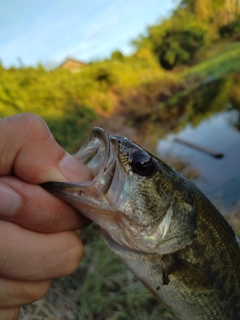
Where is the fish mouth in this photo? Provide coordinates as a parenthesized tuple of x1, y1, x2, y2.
(75, 127, 110, 179)
(73, 127, 119, 196)
(43, 127, 120, 221)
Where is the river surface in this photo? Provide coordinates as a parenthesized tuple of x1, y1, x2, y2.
(157, 109, 240, 212)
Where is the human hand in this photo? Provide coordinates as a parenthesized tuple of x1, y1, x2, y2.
(0, 113, 93, 320)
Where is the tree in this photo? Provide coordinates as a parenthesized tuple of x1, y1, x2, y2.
(111, 50, 124, 61)
(149, 9, 207, 69)
(194, 0, 213, 21)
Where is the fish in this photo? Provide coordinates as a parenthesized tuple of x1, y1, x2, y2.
(43, 127, 240, 319)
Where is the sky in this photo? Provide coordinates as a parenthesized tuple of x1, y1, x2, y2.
(0, 0, 178, 68)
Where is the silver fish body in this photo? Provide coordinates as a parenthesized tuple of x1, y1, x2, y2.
(43, 127, 240, 319)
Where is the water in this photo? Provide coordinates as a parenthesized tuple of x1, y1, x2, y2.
(157, 110, 240, 212)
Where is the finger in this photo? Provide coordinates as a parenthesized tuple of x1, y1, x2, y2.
(0, 221, 83, 281)
(0, 177, 90, 232)
(0, 307, 19, 320)
(0, 277, 51, 307)
(0, 113, 93, 183)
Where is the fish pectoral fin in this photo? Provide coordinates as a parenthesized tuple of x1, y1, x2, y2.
(169, 256, 211, 290)
(157, 201, 197, 255)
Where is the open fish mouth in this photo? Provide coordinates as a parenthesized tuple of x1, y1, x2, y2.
(43, 127, 119, 209)
(72, 127, 120, 197)
(75, 127, 111, 180)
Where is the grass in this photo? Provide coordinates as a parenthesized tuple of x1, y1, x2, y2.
(179, 41, 240, 83)
(164, 41, 240, 109)
(20, 225, 174, 320)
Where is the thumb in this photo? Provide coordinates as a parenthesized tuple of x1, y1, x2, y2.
(0, 113, 92, 184)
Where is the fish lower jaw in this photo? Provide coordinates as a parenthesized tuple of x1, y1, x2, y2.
(101, 229, 143, 256)
(99, 220, 162, 255)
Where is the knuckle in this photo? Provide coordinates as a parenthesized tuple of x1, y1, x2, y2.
(60, 231, 83, 276)
(21, 280, 51, 303)
(20, 113, 51, 142)
(0, 113, 52, 177)
(7, 113, 51, 142)
(0, 307, 20, 320)
(0, 223, 15, 276)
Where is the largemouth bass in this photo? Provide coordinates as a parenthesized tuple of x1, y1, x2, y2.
(43, 127, 240, 319)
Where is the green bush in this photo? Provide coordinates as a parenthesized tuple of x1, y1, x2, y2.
(219, 16, 240, 39)
(46, 106, 96, 153)
(156, 27, 206, 70)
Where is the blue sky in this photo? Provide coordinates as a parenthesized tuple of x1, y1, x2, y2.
(0, 0, 178, 68)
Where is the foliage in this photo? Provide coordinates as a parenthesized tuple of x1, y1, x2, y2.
(180, 0, 224, 17)
(46, 107, 96, 153)
(133, 9, 209, 70)
(179, 41, 240, 81)
(133, 0, 240, 69)
(111, 50, 124, 61)
(219, 15, 240, 38)
(156, 17, 207, 69)
(0, 57, 163, 152)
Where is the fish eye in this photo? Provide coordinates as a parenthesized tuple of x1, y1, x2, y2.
(130, 151, 155, 177)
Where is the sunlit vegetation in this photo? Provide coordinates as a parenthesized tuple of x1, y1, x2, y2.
(1, 1, 240, 153)
(4, 0, 240, 319)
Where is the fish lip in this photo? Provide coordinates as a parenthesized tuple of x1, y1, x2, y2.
(74, 127, 120, 196)
(74, 127, 111, 178)
(91, 127, 110, 166)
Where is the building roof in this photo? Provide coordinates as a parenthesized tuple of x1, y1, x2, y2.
(57, 57, 86, 72)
